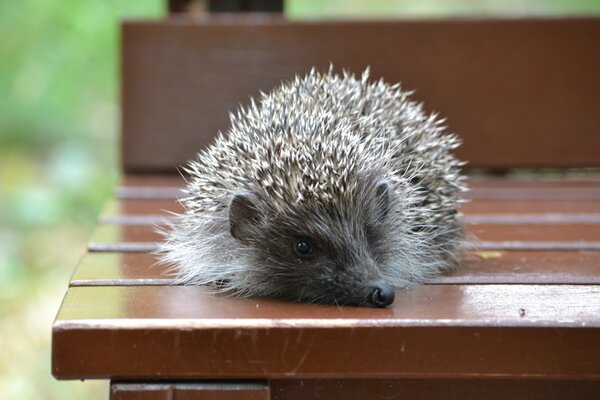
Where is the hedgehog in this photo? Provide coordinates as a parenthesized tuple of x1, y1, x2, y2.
(159, 68, 466, 307)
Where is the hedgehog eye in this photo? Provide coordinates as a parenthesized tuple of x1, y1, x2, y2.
(294, 238, 314, 257)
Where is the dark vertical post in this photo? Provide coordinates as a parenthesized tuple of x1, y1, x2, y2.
(209, 0, 283, 12)
(168, 0, 197, 14)
(168, 0, 284, 14)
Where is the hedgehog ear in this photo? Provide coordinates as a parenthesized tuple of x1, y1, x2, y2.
(374, 179, 391, 222)
(229, 191, 261, 242)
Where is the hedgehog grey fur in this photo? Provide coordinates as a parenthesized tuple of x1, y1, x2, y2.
(159, 67, 466, 307)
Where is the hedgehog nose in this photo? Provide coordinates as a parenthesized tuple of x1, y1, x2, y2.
(368, 281, 395, 307)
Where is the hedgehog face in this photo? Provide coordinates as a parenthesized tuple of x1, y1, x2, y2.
(228, 179, 396, 307)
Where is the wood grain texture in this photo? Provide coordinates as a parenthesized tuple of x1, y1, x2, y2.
(122, 17, 600, 172)
(52, 285, 600, 379)
(69, 251, 600, 286)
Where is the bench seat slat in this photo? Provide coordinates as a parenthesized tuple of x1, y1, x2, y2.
(87, 223, 600, 248)
(99, 198, 600, 220)
(69, 251, 600, 287)
(116, 178, 600, 201)
(52, 285, 600, 380)
(120, 176, 600, 190)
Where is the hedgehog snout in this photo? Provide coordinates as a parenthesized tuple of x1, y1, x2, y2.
(367, 281, 395, 307)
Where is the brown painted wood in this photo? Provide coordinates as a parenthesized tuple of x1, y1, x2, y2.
(69, 250, 600, 287)
(88, 225, 156, 245)
(122, 175, 600, 191)
(468, 177, 600, 189)
(462, 200, 600, 215)
(117, 176, 600, 200)
(117, 175, 185, 199)
(121, 175, 184, 187)
(101, 199, 183, 216)
(97, 201, 600, 226)
(111, 383, 170, 400)
(108, 379, 600, 400)
(110, 382, 270, 400)
(70, 253, 173, 286)
(104, 213, 600, 225)
(87, 223, 600, 252)
(117, 186, 184, 200)
(434, 250, 600, 284)
(52, 285, 600, 379)
(100, 198, 600, 219)
(493, 225, 600, 243)
(469, 224, 600, 241)
(270, 379, 600, 400)
(468, 187, 600, 201)
(470, 241, 600, 251)
(122, 17, 600, 172)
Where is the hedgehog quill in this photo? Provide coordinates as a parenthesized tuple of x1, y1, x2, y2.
(159, 68, 466, 307)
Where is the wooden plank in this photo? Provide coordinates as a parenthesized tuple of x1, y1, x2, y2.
(110, 382, 270, 400)
(436, 250, 600, 284)
(121, 175, 185, 187)
(111, 383, 170, 400)
(52, 285, 600, 379)
(462, 200, 600, 215)
(100, 199, 182, 219)
(103, 214, 600, 226)
(122, 18, 600, 172)
(464, 214, 600, 224)
(116, 186, 184, 200)
(117, 176, 600, 200)
(98, 199, 600, 225)
(116, 175, 185, 199)
(87, 223, 600, 253)
(469, 224, 600, 241)
(467, 177, 600, 189)
(121, 175, 600, 191)
(69, 251, 600, 287)
(70, 253, 172, 286)
(109, 379, 600, 400)
(88, 225, 157, 245)
(270, 379, 600, 400)
(98, 199, 183, 225)
(472, 242, 600, 251)
(467, 179, 600, 203)
(99, 198, 600, 221)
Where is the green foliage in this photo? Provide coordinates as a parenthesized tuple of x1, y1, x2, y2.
(287, 0, 600, 19)
(0, 1, 162, 399)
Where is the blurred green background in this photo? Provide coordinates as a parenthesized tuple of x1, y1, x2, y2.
(1, 1, 599, 398)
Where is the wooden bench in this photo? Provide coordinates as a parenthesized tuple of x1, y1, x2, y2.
(52, 3, 600, 399)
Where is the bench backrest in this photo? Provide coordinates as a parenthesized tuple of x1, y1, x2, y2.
(121, 10, 600, 173)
